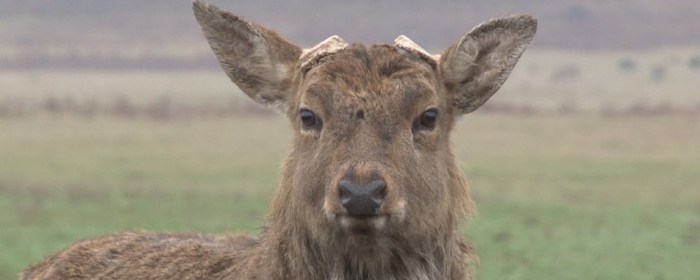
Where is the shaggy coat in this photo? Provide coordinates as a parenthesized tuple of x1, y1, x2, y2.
(20, 1, 536, 279)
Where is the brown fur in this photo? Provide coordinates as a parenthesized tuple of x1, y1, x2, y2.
(20, 1, 536, 279)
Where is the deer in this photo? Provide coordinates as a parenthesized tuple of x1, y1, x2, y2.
(19, 0, 536, 279)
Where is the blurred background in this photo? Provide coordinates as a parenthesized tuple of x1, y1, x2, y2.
(1, 0, 699, 279)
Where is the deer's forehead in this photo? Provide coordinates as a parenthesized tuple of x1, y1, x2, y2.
(299, 45, 439, 114)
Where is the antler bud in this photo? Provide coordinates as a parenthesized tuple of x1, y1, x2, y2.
(300, 35, 348, 72)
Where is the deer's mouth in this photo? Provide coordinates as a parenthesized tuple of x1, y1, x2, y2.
(337, 214, 389, 234)
(324, 197, 406, 234)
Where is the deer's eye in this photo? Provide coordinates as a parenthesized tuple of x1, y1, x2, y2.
(300, 109, 318, 129)
(418, 109, 438, 129)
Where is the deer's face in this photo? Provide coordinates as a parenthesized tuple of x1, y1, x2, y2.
(286, 45, 460, 238)
(193, 0, 536, 245)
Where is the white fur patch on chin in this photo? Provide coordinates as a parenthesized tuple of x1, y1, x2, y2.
(323, 199, 338, 221)
(339, 216, 353, 228)
(372, 215, 388, 229)
(390, 199, 407, 223)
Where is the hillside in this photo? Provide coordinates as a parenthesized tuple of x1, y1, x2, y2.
(1, 0, 699, 70)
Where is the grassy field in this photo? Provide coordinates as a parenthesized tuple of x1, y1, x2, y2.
(1, 113, 698, 280)
(0, 46, 698, 280)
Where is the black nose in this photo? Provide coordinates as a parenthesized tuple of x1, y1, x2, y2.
(338, 179, 386, 217)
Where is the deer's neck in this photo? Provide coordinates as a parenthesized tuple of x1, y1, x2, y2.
(254, 223, 472, 280)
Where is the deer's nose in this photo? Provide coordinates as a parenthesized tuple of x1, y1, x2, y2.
(338, 179, 386, 217)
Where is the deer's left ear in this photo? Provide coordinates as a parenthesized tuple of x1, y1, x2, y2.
(440, 14, 537, 114)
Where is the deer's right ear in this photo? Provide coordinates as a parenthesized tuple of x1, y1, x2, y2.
(193, 0, 302, 107)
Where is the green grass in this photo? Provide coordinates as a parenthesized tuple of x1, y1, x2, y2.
(1, 114, 699, 279)
(467, 203, 699, 280)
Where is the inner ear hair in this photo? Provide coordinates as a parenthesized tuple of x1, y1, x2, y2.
(441, 14, 537, 114)
(193, 0, 302, 108)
